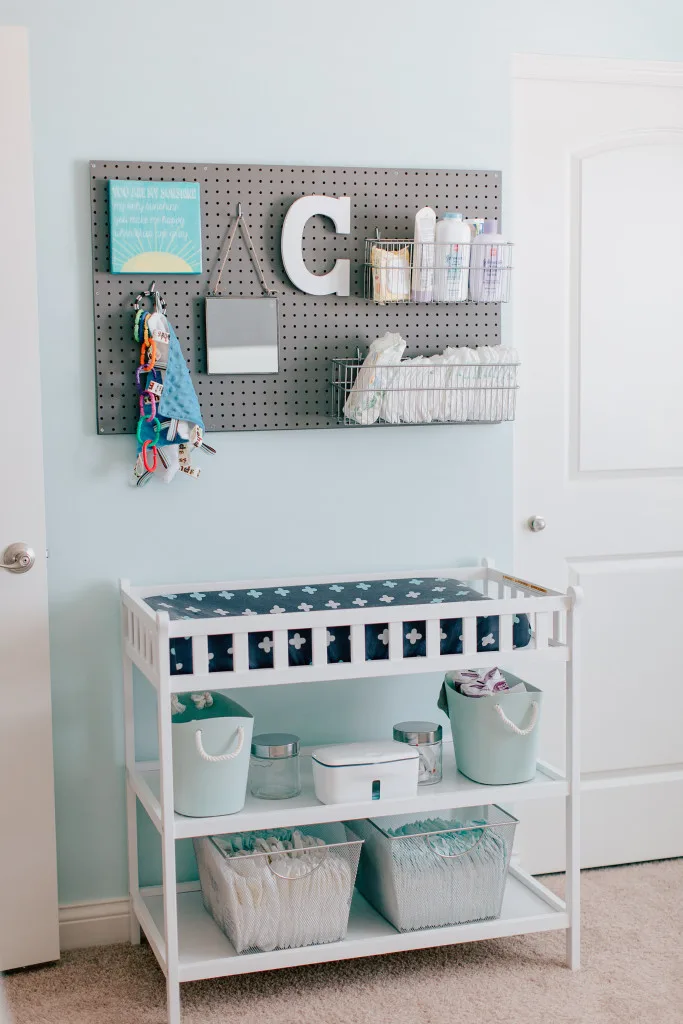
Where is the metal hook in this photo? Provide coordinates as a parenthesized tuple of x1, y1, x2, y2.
(237, 202, 242, 219)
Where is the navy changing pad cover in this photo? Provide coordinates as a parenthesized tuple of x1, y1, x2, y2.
(143, 576, 532, 677)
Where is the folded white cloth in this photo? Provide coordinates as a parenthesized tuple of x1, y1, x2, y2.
(446, 667, 527, 698)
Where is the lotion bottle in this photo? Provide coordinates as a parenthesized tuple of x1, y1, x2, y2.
(469, 219, 510, 302)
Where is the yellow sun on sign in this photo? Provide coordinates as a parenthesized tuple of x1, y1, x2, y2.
(121, 252, 194, 273)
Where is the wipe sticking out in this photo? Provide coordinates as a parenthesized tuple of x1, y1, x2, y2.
(343, 332, 406, 425)
(411, 207, 437, 302)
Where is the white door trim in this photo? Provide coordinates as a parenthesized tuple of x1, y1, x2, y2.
(512, 52, 683, 88)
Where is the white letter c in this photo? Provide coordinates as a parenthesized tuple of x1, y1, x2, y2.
(281, 195, 351, 296)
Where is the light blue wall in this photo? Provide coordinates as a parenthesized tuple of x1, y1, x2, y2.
(2, 0, 681, 904)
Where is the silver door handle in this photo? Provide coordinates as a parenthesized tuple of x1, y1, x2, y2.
(527, 516, 546, 533)
(1, 542, 36, 573)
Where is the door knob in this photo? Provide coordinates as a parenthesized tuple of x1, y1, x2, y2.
(0, 542, 36, 573)
(527, 516, 546, 533)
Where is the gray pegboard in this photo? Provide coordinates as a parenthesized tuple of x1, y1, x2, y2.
(91, 162, 502, 433)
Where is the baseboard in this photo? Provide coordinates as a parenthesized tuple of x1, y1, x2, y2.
(59, 897, 131, 951)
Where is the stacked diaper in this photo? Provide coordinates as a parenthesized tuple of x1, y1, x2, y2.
(343, 336, 519, 425)
(194, 827, 359, 953)
(343, 332, 406, 425)
(352, 812, 512, 932)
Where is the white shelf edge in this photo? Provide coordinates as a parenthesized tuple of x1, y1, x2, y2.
(130, 750, 568, 840)
(135, 871, 568, 983)
(165, 644, 569, 694)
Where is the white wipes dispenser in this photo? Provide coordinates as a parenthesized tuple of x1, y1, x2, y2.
(171, 691, 253, 817)
(311, 740, 419, 804)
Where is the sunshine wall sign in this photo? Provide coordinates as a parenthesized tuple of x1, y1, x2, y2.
(108, 180, 202, 274)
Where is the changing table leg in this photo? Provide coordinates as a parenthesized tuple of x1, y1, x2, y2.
(565, 586, 582, 970)
(122, 631, 141, 945)
(157, 612, 182, 1024)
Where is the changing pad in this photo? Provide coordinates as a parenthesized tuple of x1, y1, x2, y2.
(143, 576, 532, 676)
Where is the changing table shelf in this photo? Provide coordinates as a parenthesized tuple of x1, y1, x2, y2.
(121, 560, 582, 1024)
(129, 746, 568, 840)
(137, 868, 567, 983)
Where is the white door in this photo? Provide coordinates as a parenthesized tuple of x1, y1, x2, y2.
(0, 27, 60, 969)
(512, 54, 683, 872)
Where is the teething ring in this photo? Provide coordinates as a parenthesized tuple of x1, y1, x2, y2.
(139, 337, 157, 370)
(139, 391, 157, 422)
(142, 440, 157, 473)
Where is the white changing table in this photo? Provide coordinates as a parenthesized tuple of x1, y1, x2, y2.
(121, 560, 581, 1024)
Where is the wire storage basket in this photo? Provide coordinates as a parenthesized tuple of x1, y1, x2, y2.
(331, 355, 519, 426)
(194, 823, 363, 954)
(348, 805, 517, 932)
(364, 238, 513, 304)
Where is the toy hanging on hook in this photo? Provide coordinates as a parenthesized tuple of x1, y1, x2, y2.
(131, 283, 214, 488)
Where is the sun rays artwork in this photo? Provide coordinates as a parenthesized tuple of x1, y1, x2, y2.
(108, 180, 202, 274)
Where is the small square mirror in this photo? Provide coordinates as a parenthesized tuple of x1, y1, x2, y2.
(205, 296, 279, 374)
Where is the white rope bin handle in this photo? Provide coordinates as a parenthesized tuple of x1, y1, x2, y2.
(493, 700, 539, 737)
(195, 726, 244, 763)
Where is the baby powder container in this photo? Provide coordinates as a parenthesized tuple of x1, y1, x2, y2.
(433, 212, 471, 302)
(443, 672, 542, 785)
(393, 721, 443, 786)
(311, 740, 419, 804)
(171, 691, 253, 817)
(250, 733, 301, 799)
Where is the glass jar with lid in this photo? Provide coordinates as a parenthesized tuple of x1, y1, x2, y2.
(392, 721, 443, 786)
(249, 732, 301, 799)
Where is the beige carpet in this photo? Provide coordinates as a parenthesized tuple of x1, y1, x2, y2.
(5, 860, 682, 1024)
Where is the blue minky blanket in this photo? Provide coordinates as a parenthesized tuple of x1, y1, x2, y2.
(143, 577, 531, 676)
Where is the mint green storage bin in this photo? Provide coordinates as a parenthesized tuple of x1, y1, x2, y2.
(171, 691, 253, 817)
(442, 672, 542, 785)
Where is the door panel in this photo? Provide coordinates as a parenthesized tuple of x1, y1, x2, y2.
(569, 555, 683, 772)
(512, 55, 683, 871)
(578, 137, 683, 472)
(0, 28, 59, 969)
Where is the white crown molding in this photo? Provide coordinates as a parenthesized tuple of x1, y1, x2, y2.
(512, 53, 683, 89)
(59, 897, 130, 951)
